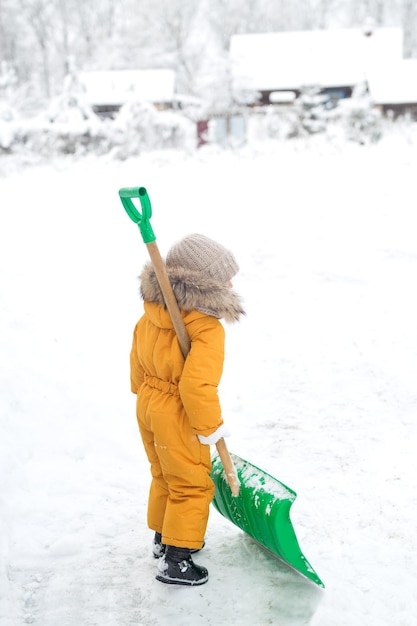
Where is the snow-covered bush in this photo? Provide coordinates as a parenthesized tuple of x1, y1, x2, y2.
(2, 96, 196, 159)
(331, 83, 382, 145)
(110, 99, 195, 158)
(290, 85, 329, 136)
(265, 106, 303, 140)
(336, 99, 382, 144)
(381, 113, 417, 146)
(245, 86, 330, 143)
(247, 84, 384, 146)
(17, 91, 109, 156)
(246, 104, 319, 143)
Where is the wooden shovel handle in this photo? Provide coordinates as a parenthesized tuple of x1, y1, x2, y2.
(146, 241, 240, 496)
(215, 438, 240, 497)
(147, 242, 190, 358)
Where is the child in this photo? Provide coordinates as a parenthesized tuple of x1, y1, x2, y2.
(130, 233, 244, 586)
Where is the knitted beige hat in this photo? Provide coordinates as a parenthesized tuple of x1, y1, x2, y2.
(166, 234, 239, 283)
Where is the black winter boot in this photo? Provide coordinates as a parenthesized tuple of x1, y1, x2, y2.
(152, 532, 205, 559)
(156, 546, 209, 586)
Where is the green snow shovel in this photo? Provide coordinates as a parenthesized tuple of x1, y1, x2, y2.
(118, 185, 324, 589)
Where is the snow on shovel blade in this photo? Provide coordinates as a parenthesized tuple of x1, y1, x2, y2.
(211, 452, 325, 588)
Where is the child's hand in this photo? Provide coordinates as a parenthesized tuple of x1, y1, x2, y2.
(197, 423, 231, 445)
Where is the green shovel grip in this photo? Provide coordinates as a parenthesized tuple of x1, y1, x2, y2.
(118, 186, 156, 243)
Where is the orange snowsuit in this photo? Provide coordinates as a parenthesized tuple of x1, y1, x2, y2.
(130, 301, 225, 549)
(130, 260, 244, 550)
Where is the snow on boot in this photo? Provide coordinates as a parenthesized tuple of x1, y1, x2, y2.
(152, 532, 205, 559)
(156, 546, 208, 586)
(152, 532, 166, 559)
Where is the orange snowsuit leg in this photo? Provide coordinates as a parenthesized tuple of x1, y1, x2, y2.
(137, 385, 214, 551)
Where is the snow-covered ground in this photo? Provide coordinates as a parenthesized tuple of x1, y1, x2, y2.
(1, 133, 417, 625)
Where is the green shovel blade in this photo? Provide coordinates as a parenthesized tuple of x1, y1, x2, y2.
(211, 452, 325, 588)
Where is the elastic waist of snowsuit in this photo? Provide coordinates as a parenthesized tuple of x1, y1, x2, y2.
(144, 374, 179, 396)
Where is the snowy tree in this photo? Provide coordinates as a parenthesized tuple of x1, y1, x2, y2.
(135, 0, 201, 93)
(17, 0, 55, 97)
(402, 0, 417, 57)
(336, 81, 382, 144)
(0, 60, 17, 99)
(110, 98, 195, 157)
(292, 86, 328, 135)
(1, 0, 417, 124)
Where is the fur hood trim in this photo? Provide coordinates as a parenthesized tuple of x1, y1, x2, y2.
(139, 263, 245, 323)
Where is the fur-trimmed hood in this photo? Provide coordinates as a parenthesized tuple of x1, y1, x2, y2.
(139, 263, 245, 323)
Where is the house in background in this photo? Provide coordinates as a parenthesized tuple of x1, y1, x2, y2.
(229, 28, 404, 107)
(78, 69, 176, 118)
(368, 59, 417, 119)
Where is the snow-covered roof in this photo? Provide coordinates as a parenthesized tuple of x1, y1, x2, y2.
(78, 69, 176, 106)
(368, 59, 417, 104)
(230, 28, 404, 92)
